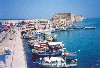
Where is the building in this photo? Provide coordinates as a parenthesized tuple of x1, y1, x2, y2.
(52, 13, 83, 27)
(52, 13, 75, 22)
(52, 13, 75, 27)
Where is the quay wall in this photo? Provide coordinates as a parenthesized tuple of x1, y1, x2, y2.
(0, 27, 27, 68)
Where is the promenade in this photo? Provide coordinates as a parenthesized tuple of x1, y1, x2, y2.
(0, 27, 27, 68)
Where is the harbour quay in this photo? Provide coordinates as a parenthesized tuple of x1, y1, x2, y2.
(0, 26, 27, 68)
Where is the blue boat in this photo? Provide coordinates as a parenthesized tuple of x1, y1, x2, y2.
(32, 42, 64, 57)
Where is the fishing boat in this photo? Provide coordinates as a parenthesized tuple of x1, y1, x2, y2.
(54, 27, 60, 32)
(84, 27, 96, 29)
(48, 42, 64, 48)
(23, 33, 33, 39)
(46, 36, 54, 42)
(32, 42, 64, 57)
(51, 28, 55, 33)
(32, 49, 77, 67)
(52, 35, 58, 42)
(59, 27, 66, 31)
(28, 36, 42, 49)
(39, 57, 66, 68)
(28, 38, 35, 48)
(39, 56, 77, 68)
(23, 30, 33, 39)
(55, 27, 59, 30)
(46, 34, 57, 42)
(67, 27, 74, 30)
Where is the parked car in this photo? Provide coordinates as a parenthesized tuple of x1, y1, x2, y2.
(3, 25, 8, 31)
(0, 26, 4, 33)
(17, 22, 25, 27)
(0, 22, 2, 26)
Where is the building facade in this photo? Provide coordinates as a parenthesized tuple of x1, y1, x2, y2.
(52, 13, 75, 22)
(52, 13, 83, 27)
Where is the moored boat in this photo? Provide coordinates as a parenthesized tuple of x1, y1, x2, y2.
(51, 28, 55, 33)
(84, 27, 96, 29)
(28, 38, 35, 48)
(52, 35, 58, 42)
(32, 42, 64, 57)
(23, 34, 33, 39)
(39, 56, 77, 68)
(59, 27, 66, 31)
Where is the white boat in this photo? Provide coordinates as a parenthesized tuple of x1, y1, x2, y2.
(84, 27, 96, 29)
(59, 27, 66, 31)
(23, 34, 32, 39)
(39, 57, 77, 68)
(48, 42, 64, 47)
(51, 28, 55, 33)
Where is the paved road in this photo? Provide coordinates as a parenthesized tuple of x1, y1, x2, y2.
(0, 30, 10, 43)
(0, 27, 27, 68)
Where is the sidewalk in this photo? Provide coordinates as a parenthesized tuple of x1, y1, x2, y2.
(4, 28, 27, 68)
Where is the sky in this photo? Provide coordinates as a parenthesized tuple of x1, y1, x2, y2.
(0, 0, 100, 19)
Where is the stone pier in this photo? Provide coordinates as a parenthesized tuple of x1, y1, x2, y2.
(0, 27, 27, 68)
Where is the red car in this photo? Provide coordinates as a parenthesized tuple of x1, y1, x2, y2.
(3, 25, 8, 31)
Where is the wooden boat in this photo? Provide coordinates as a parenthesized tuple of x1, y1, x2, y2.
(55, 27, 60, 32)
(52, 35, 57, 42)
(46, 36, 53, 41)
(32, 42, 77, 68)
(39, 57, 66, 67)
(32, 42, 64, 57)
(39, 56, 77, 68)
(28, 38, 35, 48)
(23, 34, 32, 39)
(59, 27, 66, 31)
(51, 28, 55, 33)
(28, 37, 41, 48)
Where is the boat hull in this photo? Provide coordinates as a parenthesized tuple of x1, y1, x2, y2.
(32, 52, 62, 57)
(40, 63, 77, 68)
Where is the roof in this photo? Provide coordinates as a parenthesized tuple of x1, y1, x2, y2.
(48, 42, 62, 46)
(44, 57, 65, 62)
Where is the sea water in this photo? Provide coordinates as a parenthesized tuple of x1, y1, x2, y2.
(24, 18, 100, 68)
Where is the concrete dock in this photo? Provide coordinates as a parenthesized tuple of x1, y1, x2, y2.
(0, 27, 27, 68)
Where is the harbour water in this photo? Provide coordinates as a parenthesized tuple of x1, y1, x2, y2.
(24, 18, 100, 68)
